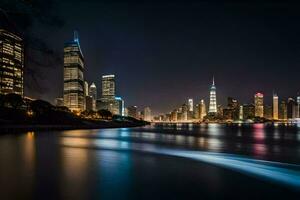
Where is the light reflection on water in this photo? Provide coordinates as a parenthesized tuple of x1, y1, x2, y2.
(1, 124, 300, 199)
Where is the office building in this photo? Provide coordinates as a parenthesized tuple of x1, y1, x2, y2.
(199, 99, 207, 121)
(273, 94, 279, 120)
(243, 104, 255, 120)
(127, 106, 138, 118)
(0, 29, 24, 96)
(264, 105, 272, 120)
(115, 96, 125, 116)
(63, 31, 85, 112)
(287, 98, 297, 119)
(254, 93, 264, 117)
(101, 75, 115, 100)
(143, 107, 152, 121)
(188, 98, 193, 112)
(208, 77, 217, 113)
(279, 101, 287, 120)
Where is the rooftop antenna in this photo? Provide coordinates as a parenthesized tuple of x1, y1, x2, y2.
(74, 30, 79, 42)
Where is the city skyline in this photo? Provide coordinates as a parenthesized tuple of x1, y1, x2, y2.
(2, 1, 300, 115)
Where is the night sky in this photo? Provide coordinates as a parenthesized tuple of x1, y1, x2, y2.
(12, 1, 300, 114)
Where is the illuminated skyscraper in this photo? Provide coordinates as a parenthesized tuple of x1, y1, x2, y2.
(0, 29, 24, 96)
(84, 81, 89, 97)
(188, 98, 193, 112)
(254, 93, 264, 117)
(101, 75, 115, 100)
(273, 93, 279, 120)
(89, 82, 97, 100)
(63, 31, 85, 112)
(208, 77, 217, 113)
(115, 96, 125, 116)
(199, 99, 207, 121)
(97, 75, 118, 113)
(143, 107, 152, 121)
(297, 95, 300, 118)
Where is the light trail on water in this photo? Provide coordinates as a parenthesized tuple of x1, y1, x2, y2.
(61, 137, 300, 190)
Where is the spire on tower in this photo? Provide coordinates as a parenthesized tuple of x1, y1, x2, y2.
(74, 30, 79, 42)
(212, 76, 215, 86)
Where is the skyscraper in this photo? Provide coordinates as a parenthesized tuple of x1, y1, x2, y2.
(279, 101, 287, 120)
(143, 107, 152, 121)
(208, 77, 217, 113)
(101, 75, 115, 100)
(115, 96, 125, 116)
(188, 98, 193, 112)
(254, 93, 264, 117)
(287, 98, 297, 119)
(297, 95, 300, 118)
(199, 99, 207, 121)
(273, 94, 279, 120)
(127, 106, 137, 118)
(63, 31, 84, 112)
(89, 82, 97, 100)
(0, 29, 24, 96)
(97, 74, 118, 113)
(84, 81, 89, 97)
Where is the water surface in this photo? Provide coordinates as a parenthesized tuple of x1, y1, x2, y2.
(0, 124, 300, 199)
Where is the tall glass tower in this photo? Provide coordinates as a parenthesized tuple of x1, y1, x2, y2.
(0, 29, 24, 96)
(63, 31, 85, 112)
(208, 77, 217, 113)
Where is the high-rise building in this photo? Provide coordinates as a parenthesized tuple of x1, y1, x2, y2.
(239, 105, 243, 120)
(279, 101, 287, 120)
(264, 105, 273, 120)
(85, 96, 93, 111)
(101, 75, 115, 101)
(287, 98, 297, 119)
(98, 75, 118, 113)
(143, 107, 152, 121)
(115, 96, 125, 116)
(209, 77, 217, 113)
(84, 81, 89, 97)
(0, 29, 24, 96)
(89, 82, 97, 100)
(63, 31, 85, 112)
(254, 93, 264, 117)
(127, 106, 137, 118)
(227, 97, 239, 120)
(273, 94, 279, 120)
(181, 104, 188, 121)
(188, 98, 193, 112)
(297, 95, 300, 118)
(242, 104, 255, 120)
(199, 99, 207, 121)
(171, 109, 178, 121)
(194, 103, 199, 119)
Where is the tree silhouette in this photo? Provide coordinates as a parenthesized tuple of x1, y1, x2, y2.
(4, 93, 24, 109)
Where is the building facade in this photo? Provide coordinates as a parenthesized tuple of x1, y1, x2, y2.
(143, 107, 152, 121)
(0, 29, 24, 96)
(254, 93, 264, 117)
(273, 94, 279, 120)
(63, 31, 85, 112)
(208, 77, 217, 113)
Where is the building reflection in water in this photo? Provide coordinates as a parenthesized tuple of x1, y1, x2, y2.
(253, 124, 267, 157)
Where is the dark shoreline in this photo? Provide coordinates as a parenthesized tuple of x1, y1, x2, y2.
(0, 123, 147, 133)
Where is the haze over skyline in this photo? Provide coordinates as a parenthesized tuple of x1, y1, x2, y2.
(5, 0, 300, 114)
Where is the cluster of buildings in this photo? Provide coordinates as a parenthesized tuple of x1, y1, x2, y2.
(0, 29, 152, 121)
(57, 32, 152, 121)
(155, 78, 300, 123)
(1, 28, 299, 123)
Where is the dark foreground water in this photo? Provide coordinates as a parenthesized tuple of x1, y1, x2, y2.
(1, 123, 300, 200)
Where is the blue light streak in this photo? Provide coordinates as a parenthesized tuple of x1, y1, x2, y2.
(61, 138, 300, 190)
